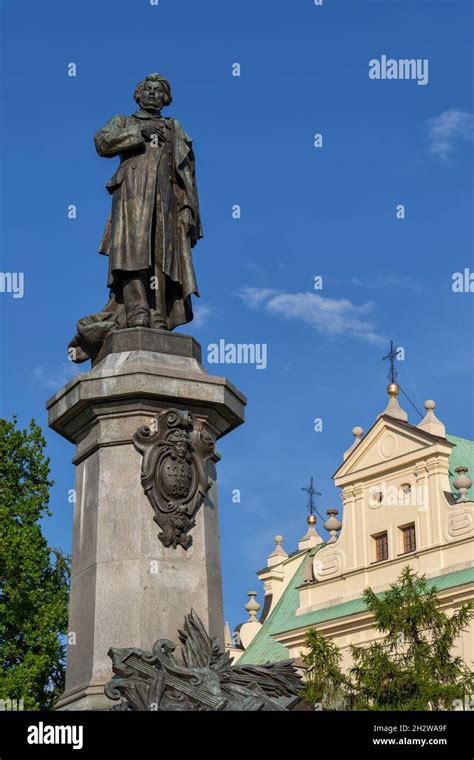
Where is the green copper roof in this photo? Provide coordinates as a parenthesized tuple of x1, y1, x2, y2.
(237, 553, 308, 666)
(447, 434, 474, 501)
(238, 558, 474, 666)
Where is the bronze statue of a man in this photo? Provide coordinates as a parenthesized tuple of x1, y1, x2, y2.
(69, 73, 203, 362)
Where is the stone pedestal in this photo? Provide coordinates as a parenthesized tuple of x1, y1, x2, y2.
(47, 329, 246, 710)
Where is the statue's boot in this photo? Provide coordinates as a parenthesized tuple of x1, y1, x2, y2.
(128, 311, 150, 328)
(123, 271, 150, 327)
(150, 269, 168, 330)
(150, 310, 168, 330)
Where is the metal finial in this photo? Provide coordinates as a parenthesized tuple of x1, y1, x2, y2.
(382, 340, 399, 384)
(302, 477, 322, 522)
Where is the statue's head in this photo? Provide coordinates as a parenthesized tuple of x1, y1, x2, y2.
(168, 429, 188, 459)
(134, 73, 172, 112)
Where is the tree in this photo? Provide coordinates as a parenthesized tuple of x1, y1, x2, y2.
(300, 627, 350, 710)
(0, 417, 70, 710)
(301, 566, 474, 711)
(350, 566, 474, 710)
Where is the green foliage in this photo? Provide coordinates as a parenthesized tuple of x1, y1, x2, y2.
(300, 627, 349, 709)
(301, 566, 474, 711)
(0, 417, 70, 710)
(349, 566, 474, 710)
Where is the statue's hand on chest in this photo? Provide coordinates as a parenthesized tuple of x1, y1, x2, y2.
(140, 122, 167, 145)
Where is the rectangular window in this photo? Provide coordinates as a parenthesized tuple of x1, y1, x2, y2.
(374, 532, 389, 562)
(401, 524, 416, 554)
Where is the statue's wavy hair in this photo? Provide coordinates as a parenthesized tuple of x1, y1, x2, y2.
(134, 73, 172, 106)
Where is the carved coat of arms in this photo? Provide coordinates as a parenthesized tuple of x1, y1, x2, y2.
(133, 409, 215, 550)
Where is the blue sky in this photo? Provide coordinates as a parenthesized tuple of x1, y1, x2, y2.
(0, 0, 473, 631)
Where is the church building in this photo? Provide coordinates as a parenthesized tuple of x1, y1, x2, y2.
(227, 373, 474, 674)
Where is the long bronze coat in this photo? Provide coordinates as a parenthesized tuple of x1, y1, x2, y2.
(94, 110, 203, 329)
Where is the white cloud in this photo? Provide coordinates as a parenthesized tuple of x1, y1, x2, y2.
(426, 110, 473, 164)
(32, 363, 77, 390)
(238, 287, 383, 344)
(192, 304, 212, 328)
(345, 274, 421, 293)
(239, 287, 281, 309)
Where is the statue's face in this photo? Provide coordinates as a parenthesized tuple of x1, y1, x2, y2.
(139, 80, 165, 111)
(175, 441, 187, 458)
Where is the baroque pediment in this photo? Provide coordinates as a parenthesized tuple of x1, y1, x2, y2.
(334, 415, 452, 483)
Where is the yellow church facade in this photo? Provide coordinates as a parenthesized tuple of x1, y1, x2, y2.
(228, 382, 474, 676)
